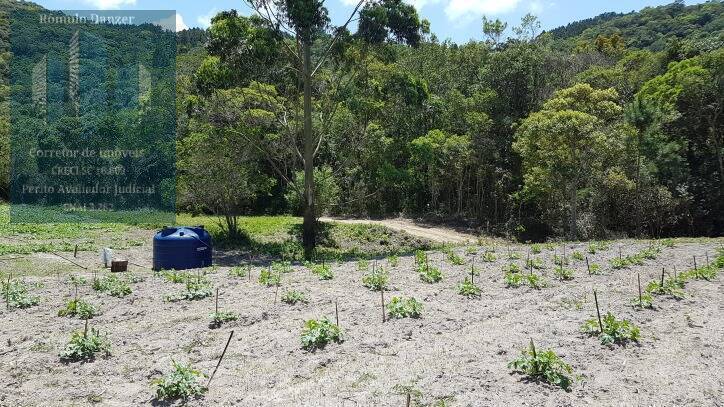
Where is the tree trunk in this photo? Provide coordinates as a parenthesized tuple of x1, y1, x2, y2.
(302, 41, 316, 259)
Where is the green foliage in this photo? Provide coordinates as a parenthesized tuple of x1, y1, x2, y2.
(301, 318, 342, 350)
(682, 266, 718, 281)
(1, 279, 40, 309)
(504, 271, 524, 288)
(258, 268, 281, 287)
(281, 290, 308, 305)
(509, 341, 573, 390)
(59, 328, 111, 362)
(414, 250, 426, 266)
(362, 267, 389, 291)
(92, 275, 131, 297)
(505, 271, 546, 289)
(210, 311, 238, 327)
(503, 263, 522, 273)
(482, 251, 496, 263)
(553, 255, 569, 266)
(162, 270, 188, 283)
(66, 275, 87, 286)
(457, 277, 481, 297)
(229, 266, 248, 278)
(525, 273, 546, 290)
(153, 361, 207, 401)
(272, 261, 293, 274)
(525, 258, 544, 269)
(630, 292, 654, 309)
(308, 262, 333, 280)
(531, 244, 542, 254)
(553, 266, 574, 281)
(445, 248, 465, 265)
(387, 297, 423, 319)
(387, 255, 400, 267)
(645, 277, 685, 299)
(58, 299, 99, 319)
(571, 251, 584, 261)
(357, 259, 370, 272)
(582, 312, 640, 346)
(419, 265, 442, 283)
(661, 239, 675, 248)
(165, 279, 213, 302)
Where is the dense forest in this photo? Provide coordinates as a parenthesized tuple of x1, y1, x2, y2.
(1, 0, 723, 245)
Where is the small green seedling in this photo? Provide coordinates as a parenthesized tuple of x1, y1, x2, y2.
(682, 265, 718, 281)
(508, 339, 574, 391)
(525, 258, 544, 270)
(387, 255, 400, 267)
(553, 266, 574, 281)
(482, 251, 496, 263)
(531, 244, 542, 254)
(281, 290, 308, 305)
(2, 279, 40, 309)
(229, 266, 247, 278)
(165, 279, 213, 302)
(162, 270, 188, 283)
(457, 277, 481, 297)
(414, 250, 426, 266)
(525, 273, 546, 290)
(210, 311, 238, 327)
(582, 312, 640, 346)
(465, 246, 478, 255)
(504, 271, 524, 287)
(59, 325, 110, 362)
(444, 248, 465, 265)
(66, 275, 87, 286)
(301, 318, 342, 350)
(571, 251, 584, 261)
(272, 261, 293, 274)
(153, 360, 207, 401)
(387, 297, 423, 319)
(58, 299, 99, 319)
(357, 259, 370, 272)
(630, 293, 654, 309)
(92, 275, 131, 297)
(308, 263, 333, 280)
(259, 268, 281, 287)
(362, 266, 389, 291)
(503, 263, 522, 273)
(419, 265, 442, 283)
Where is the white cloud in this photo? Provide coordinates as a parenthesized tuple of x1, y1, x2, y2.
(152, 13, 188, 32)
(197, 8, 218, 29)
(81, 0, 136, 9)
(176, 13, 189, 31)
(445, 0, 521, 21)
(528, 0, 543, 14)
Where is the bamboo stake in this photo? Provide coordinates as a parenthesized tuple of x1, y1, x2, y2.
(693, 256, 697, 271)
(637, 273, 642, 307)
(207, 330, 234, 387)
(381, 288, 386, 323)
(335, 300, 339, 327)
(586, 257, 591, 275)
(73, 244, 78, 258)
(593, 289, 603, 334)
(83, 318, 89, 338)
(660, 267, 665, 287)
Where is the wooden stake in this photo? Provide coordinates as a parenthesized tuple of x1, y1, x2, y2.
(705, 252, 709, 267)
(381, 289, 386, 323)
(471, 264, 475, 285)
(83, 318, 89, 338)
(335, 300, 339, 327)
(73, 244, 78, 258)
(660, 267, 665, 287)
(693, 256, 697, 271)
(207, 330, 234, 388)
(637, 273, 642, 307)
(619, 245, 623, 261)
(593, 289, 603, 334)
(586, 257, 591, 275)
(406, 393, 411, 407)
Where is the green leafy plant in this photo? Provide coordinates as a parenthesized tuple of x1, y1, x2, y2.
(531, 244, 542, 254)
(444, 248, 465, 265)
(503, 263, 521, 273)
(153, 360, 207, 401)
(387, 297, 423, 319)
(362, 266, 389, 291)
(357, 259, 370, 272)
(58, 299, 99, 319)
(161, 270, 188, 283)
(508, 340, 574, 390)
(588, 263, 602, 275)
(639, 245, 661, 260)
(414, 250, 426, 266)
(258, 268, 281, 287)
(229, 266, 248, 278)
(272, 261, 293, 274)
(582, 312, 640, 346)
(525, 258, 544, 269)
(465, 246, 478, 255)
(507, 250, 521, 260)
(553, 266, 574, 281)
(300, 318, 342, 350)
(210, 311, 238, 327)
(457, 277, 481, 297)
(1, 279, 40, 309)
(419, 265, 442, 283)
(571, 251, 584, 261)
(92, 275, 131, 297)
(661, 238, 675, 248)
(525, 273, 546, 289)
(587, 243, 599, 254)
(645, 278, 685, 299)
(630, 292, 654, 309)
(504, 270, 524, 287)
(165, 279, 213, 302)
(682, 265, 718, 281)
(387, 255, 400, 267)
(281, 289, 308, 305)
(59, 327, 111, 362)
(308, 262, 333, 280)
(66, 275, 87, 286)
(482, 251, 496, 262)
(553, 255, 569, 266)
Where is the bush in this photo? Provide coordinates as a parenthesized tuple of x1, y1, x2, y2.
(59, 328, 111, 362)
(387, 297, 423, 319)
(153, 360, 207, 401)
(301, 318, 342, 350)
(281, 290, 308, 305)
(362, 267, 389, 291)
(58, 299, 99, 319)
(582, 312, 640, 346)
(509, 340, 573, 390)
(1, 280, 40, 309)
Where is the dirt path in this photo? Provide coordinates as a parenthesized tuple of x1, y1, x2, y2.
(320, 217, 479, 244)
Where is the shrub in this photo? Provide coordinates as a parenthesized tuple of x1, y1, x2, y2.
(457, 277, 481, 297)
(58, 299, 99, 319)
(92, 275, 131, 297)
(387, 297, 423, 319)
(419, 266, 442, 283)
(210, 311, 238, 327)
(553, 266, 574, 281)
(301, 318, 342, 350)
(508, 340, 573, 390)
(281, 290, 308, 305)
(582, 312, 640, 346)
(153, 360, 207, 401)
(229, 266, 247, 278)
(59, 328, 111, 362)
(258, 268, 281, 287)
(1, 280, 40, 309)
(362, 267, 389, 291)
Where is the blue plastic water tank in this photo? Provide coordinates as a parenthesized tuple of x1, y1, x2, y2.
(153, 226, 212, 271)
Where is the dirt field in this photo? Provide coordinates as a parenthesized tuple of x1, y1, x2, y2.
(1, 238, 723, 406)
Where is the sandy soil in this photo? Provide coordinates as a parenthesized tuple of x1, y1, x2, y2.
(1, 239, 723, 406)
(319, 217, 479, 244)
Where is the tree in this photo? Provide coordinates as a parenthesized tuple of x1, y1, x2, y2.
(482, 16, 507, 47)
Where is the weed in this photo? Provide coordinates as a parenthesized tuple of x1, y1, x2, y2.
(58, 299, 99, 319)
(229, 266, 247, 278)
(281, 290, 308, 305)
(571, 251, 584, 261)
(508, 340, 573, 390)
(362, 266, 389, 291)
(301, 318, 342, 350)
(210, 311, 238, 327)
(553, 266, 574, 281)
(153, 360, 207, 401)
(387, 297, 423, 319)
(582, 312, 640, 346)
(2, 279, 40, 309)
(259, 268, 281, 287)
(92, 275, 131, 297)
(59, 327, 111, 362)
(419, 265, 442, 283)
(457, 277, 481, 297)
